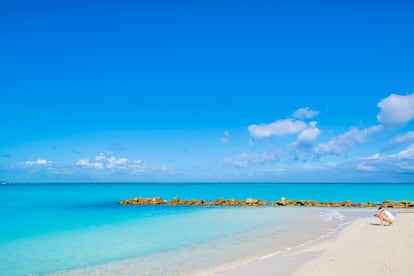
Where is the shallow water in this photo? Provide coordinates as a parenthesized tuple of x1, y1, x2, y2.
(0, 183, 412, 275)
(50, 207, 358, 276)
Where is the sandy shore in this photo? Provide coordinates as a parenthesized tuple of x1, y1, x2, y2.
(222, 212, 414, 276)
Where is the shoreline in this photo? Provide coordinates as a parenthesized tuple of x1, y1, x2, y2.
(198, 221, 352, 276)
(47, 209, 413, 276)
(220, 211, 414, 276)
(49, 208, 364, 276)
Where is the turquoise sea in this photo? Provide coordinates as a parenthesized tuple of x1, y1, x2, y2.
(1, 183, 413, 275)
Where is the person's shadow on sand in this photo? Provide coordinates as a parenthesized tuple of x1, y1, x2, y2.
(369, 223, 392, 226)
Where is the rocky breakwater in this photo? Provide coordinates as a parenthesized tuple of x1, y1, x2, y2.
(118, 197, 414, 208)
(118, 197, 268, 207)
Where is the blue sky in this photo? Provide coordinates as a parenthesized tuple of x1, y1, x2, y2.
(1, 0, 414, 182)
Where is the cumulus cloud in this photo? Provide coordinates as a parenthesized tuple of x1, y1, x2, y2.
(293, 121, 320, 151)
(221, 131, 231, 144)
(74, 154, 177, 177)
(248, 119, 307, 138)
(314, 125, 383, 155)
(297, 122, 320, 142)
(224, 151, 280, 168)
(24, 159, 52, 166)
(292, 107, 319, 120)
(76, 159, 104, 169)
(377, 93, 414, 127)
(95, 154, 106, 161)
(106, 156, 128, 168)
(76, 154, 135, 171)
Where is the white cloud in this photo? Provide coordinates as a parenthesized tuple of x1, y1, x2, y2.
(129, 160, 147, 173)
(95, 153, 106, 161)
(357, 163, 377, 172)
(292, 107, 319, 120)
(389, 143, 414, 160)
(36, 159, 48, 165)
(224, 151, 279, 168)
(76, 159, 104, 169)
(386, 131, 414, 148)
(314, 125, 383, 155)
(73, 154, 182, 177)
(385, 144, 414, 172)
(296, 122, 320, 144)
(293, 121, 320, 151)
(377, 93, 414, 127)
(93, 162, 104, 169)
(76, 159, 89, 166)
(24, 159, 52, 166)
(106, 156, 128, 168)
(361, 153, 381, 160)
(77, 154, 132, 171)
(355, 125, 383, 143)
(397, 164, 414, 171)
(248, 119, 307, 138)
(325, 161, 337, 168)
(349, 144, 414, 174)
(221, 131, 231, 144)
(314, 130, 354, 155)
(93, 153, 128, 167)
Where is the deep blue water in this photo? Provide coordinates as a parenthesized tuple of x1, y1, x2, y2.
(0, 182, 413, 275)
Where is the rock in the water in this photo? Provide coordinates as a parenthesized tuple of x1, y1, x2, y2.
(245, 198, 259, 204)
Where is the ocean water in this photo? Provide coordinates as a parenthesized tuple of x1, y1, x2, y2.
(0, 183, 413, 275)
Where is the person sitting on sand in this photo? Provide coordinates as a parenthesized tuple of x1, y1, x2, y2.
(374, 207, 394, 226)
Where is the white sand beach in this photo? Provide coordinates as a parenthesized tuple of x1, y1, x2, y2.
(223, 212, 414, 276)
